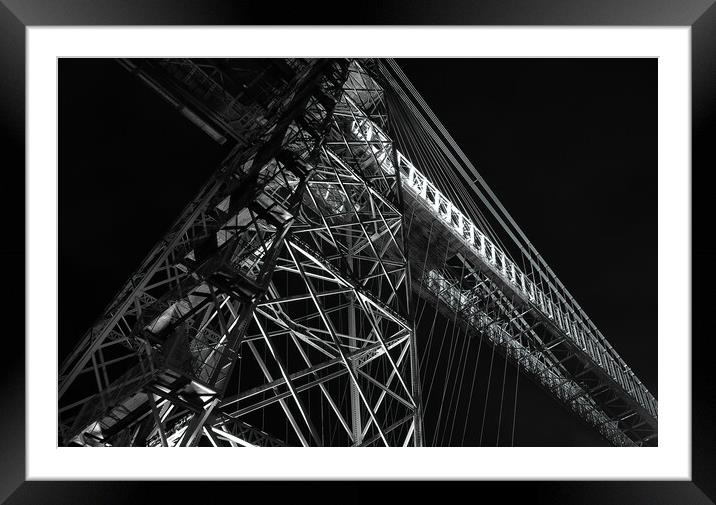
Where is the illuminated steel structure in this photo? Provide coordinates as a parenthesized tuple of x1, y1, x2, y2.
(58, 58, 657, 447)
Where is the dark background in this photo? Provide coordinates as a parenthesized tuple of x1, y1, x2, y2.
(59, 58, 656, 447)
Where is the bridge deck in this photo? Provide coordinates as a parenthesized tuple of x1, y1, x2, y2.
(399, 154, 657, 445)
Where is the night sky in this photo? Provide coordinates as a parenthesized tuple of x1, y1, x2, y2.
(59, 58, 656, 447)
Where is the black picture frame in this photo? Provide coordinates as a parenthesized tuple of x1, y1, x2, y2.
(2, 1, 713, 504)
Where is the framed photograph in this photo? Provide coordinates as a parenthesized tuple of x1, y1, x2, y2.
(4, 1, 712, 503)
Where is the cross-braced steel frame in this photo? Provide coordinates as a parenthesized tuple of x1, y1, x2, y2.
(59, 59, 423, 447)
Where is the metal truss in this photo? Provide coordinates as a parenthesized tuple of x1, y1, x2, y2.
(59, 59, 422, 447)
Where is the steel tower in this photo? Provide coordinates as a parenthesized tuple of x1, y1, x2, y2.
(58, 58, 657, 447)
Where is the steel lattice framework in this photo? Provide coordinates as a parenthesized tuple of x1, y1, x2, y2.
(58, 58, 657, 447)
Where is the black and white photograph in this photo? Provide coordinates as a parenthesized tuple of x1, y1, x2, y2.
(58, 57, 657, 449)
(2, 3, 711, 502)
